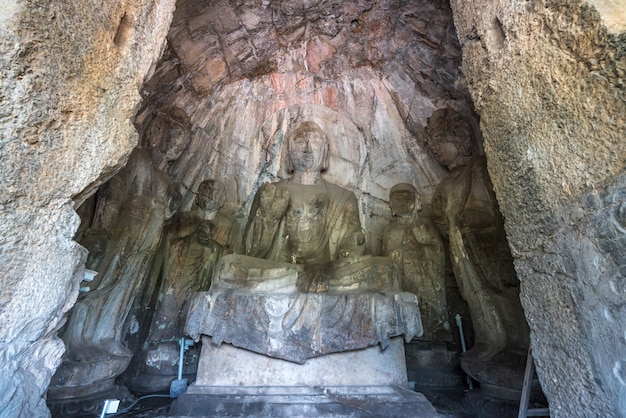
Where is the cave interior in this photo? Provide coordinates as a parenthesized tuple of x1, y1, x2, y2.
(1, 0, 626, 417)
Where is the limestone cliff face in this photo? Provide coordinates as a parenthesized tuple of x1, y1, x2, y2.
(450, 0, 626, 416)
(0, 1, 176, 415)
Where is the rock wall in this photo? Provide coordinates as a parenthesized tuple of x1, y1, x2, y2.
(450, 0, 626, 416)
(0, 1, 176, 416)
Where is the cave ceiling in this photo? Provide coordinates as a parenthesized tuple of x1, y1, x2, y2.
(143, 0, 468, 101)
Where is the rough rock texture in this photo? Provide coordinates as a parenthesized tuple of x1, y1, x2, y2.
(450, 0, 626, 416)
(0, 1, 176, 416)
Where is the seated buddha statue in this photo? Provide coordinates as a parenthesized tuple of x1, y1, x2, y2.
(185, 121, 422, 364)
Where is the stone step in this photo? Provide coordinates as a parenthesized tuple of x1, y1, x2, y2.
(165, 385, 442, 417)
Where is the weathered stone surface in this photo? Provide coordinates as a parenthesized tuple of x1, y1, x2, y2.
(186, 286, 422, 364)
(193, 336, 410, 387)
(0, 0, 176, 415)
(449, 0, 626, 416)
(383, 183, 451, 342)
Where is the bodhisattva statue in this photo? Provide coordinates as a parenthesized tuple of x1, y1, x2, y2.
(49, 108, 191, 406)
(383, 183, 451, 342)
(185, 121, 422, 365)
(130, 179, 232, 392)
(425, 108, 529, 391)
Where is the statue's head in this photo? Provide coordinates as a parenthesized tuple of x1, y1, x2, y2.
(425, 108, 473, 171)
(286, 121, 329, 174)
(143, 107, 192, 171)
(389, 183, 422, 218)
(195, 179, 226, 212)
(195, 179, 226, 213)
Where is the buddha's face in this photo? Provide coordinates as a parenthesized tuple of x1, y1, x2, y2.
(163, 124, 191, 162)
(429, 141, 464, 169)
(288, 129, 328, 173)
(143, 112, 191, 171)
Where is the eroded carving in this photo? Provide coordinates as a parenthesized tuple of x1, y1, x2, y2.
(426, 108, 529, 390)
(49, 108, 191, 407)
(185, 121, 422, 364)
(383, 183, 451, 342)
(130, 179, 232, 392)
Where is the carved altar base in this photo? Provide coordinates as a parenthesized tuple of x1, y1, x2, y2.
(169, 338, 442, 417)
(184, 295, 423, 365)
(196, 335, 408, 387)
(168, 253, 438, 416)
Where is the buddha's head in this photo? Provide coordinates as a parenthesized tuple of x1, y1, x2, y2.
(286, 121, 329, 174)
(142, 107, 192, 171)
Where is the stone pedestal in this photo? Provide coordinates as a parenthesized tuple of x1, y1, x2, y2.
(176, 245, 429, 416)
(46, 344, 132, 417)
(196, 336, 408, 387)
(167, 337, 442, 417)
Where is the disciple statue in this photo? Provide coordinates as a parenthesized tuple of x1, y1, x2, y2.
(425, 108, 530, 392)
(130, 179, 232, 392)
(185, 121, 422, 366)
(382, 183, 451, 342)
(49, 108, 192, 410)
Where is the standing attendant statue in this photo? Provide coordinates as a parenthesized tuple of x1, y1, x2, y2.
(130, 179, 232, 392)
(49, 108, 191, 413)
(426, 108, 529, 394)
(383, 183, 451, 342)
